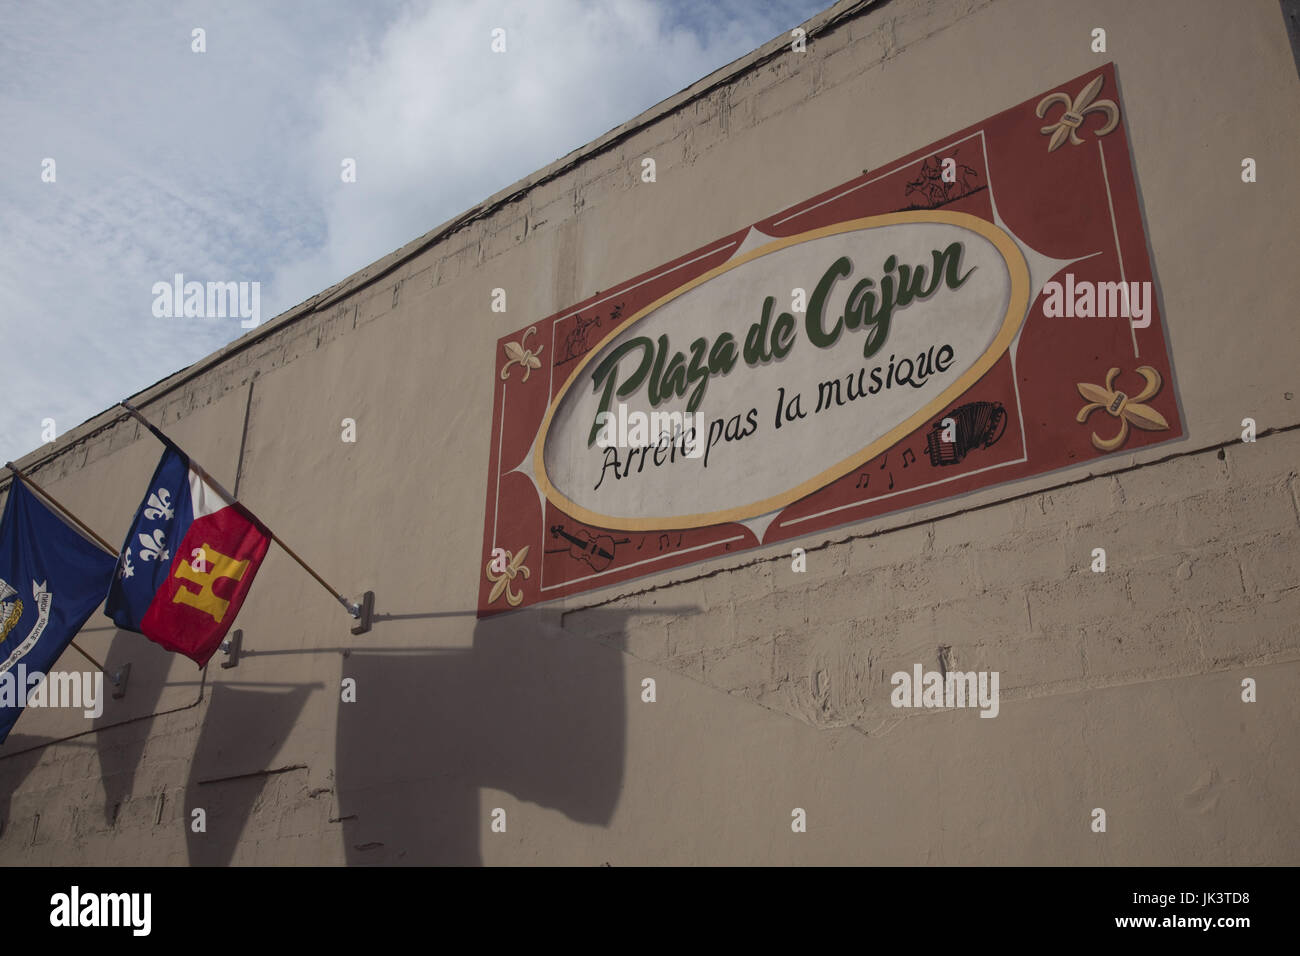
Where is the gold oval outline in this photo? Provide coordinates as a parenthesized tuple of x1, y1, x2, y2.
(534, 210, 1031, 531)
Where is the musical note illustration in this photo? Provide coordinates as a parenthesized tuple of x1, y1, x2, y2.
(886, 471, 895, 490)
(901, 448, 916, 468)
(658, 534, 670, 551)
(676, 533, 683, 547)
(855, 472, 869, 489)
(635, 535, 646, 551)
(879, 453, 888, 469)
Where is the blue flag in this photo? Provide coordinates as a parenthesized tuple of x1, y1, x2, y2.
(0, 480, 117, 742)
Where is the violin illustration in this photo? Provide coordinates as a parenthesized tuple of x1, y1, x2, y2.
(548, 524, 629, 571)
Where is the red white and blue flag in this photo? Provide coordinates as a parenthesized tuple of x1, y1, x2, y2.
(105, 448, 270, 666)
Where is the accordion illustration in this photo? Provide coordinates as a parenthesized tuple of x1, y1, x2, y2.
(924, 401, 1007, 467)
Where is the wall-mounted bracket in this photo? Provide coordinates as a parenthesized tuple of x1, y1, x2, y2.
(111, 662, 131, 700)
(220, 629, 242, 669)
(350, 591, 375, 636)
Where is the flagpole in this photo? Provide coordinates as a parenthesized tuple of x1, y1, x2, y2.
(4, 463, 118, 556)
(3, 463, 118, 680)
(68, 641, 107, 673)
(117, 401, 364, 621)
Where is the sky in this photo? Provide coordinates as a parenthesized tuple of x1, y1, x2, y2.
(0, 0, 830, 463)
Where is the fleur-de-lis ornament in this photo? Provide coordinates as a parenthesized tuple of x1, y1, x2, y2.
(137, 528, 170, 563)
(501, 327, 543, 382)
(1036, 75, 1120, 152)
(119, 547, 135, 580)
(1076, 366, 1169, 452)
(485, 545, 530, 607)
(144, 487, 174, 521)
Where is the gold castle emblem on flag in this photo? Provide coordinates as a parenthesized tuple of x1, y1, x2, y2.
(172, 544, 250, 623)
(0, 578, 23, 644)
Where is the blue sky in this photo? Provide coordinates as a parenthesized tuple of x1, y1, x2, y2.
(0, 0, 830, 463)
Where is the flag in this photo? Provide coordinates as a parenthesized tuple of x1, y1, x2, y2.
(0, 480, 117, 742)
(105, 448, 271, 667)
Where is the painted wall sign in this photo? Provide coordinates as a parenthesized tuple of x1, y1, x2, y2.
(480, 63, 1182, 615)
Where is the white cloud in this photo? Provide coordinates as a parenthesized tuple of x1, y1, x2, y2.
(0, 0, 825, 464)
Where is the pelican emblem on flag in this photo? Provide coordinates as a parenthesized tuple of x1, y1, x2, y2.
(0, 578, 22, 644)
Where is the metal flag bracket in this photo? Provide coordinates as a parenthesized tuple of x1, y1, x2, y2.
(220, 629, 242, 669)
(348, 591, 375, 636)
(110, 662, 131, 700)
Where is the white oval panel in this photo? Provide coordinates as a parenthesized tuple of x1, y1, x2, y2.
(537, 212, 1030, 530)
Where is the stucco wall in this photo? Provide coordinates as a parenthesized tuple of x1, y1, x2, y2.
(2, 0, 1297, 865)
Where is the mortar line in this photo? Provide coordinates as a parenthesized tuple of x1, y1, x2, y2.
(563, 422, 1300, 614)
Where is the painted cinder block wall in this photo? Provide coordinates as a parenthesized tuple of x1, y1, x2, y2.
(2, 0, 1297, 865)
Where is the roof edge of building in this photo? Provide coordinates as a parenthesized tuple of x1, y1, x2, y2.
(8, 0, 885, 484)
